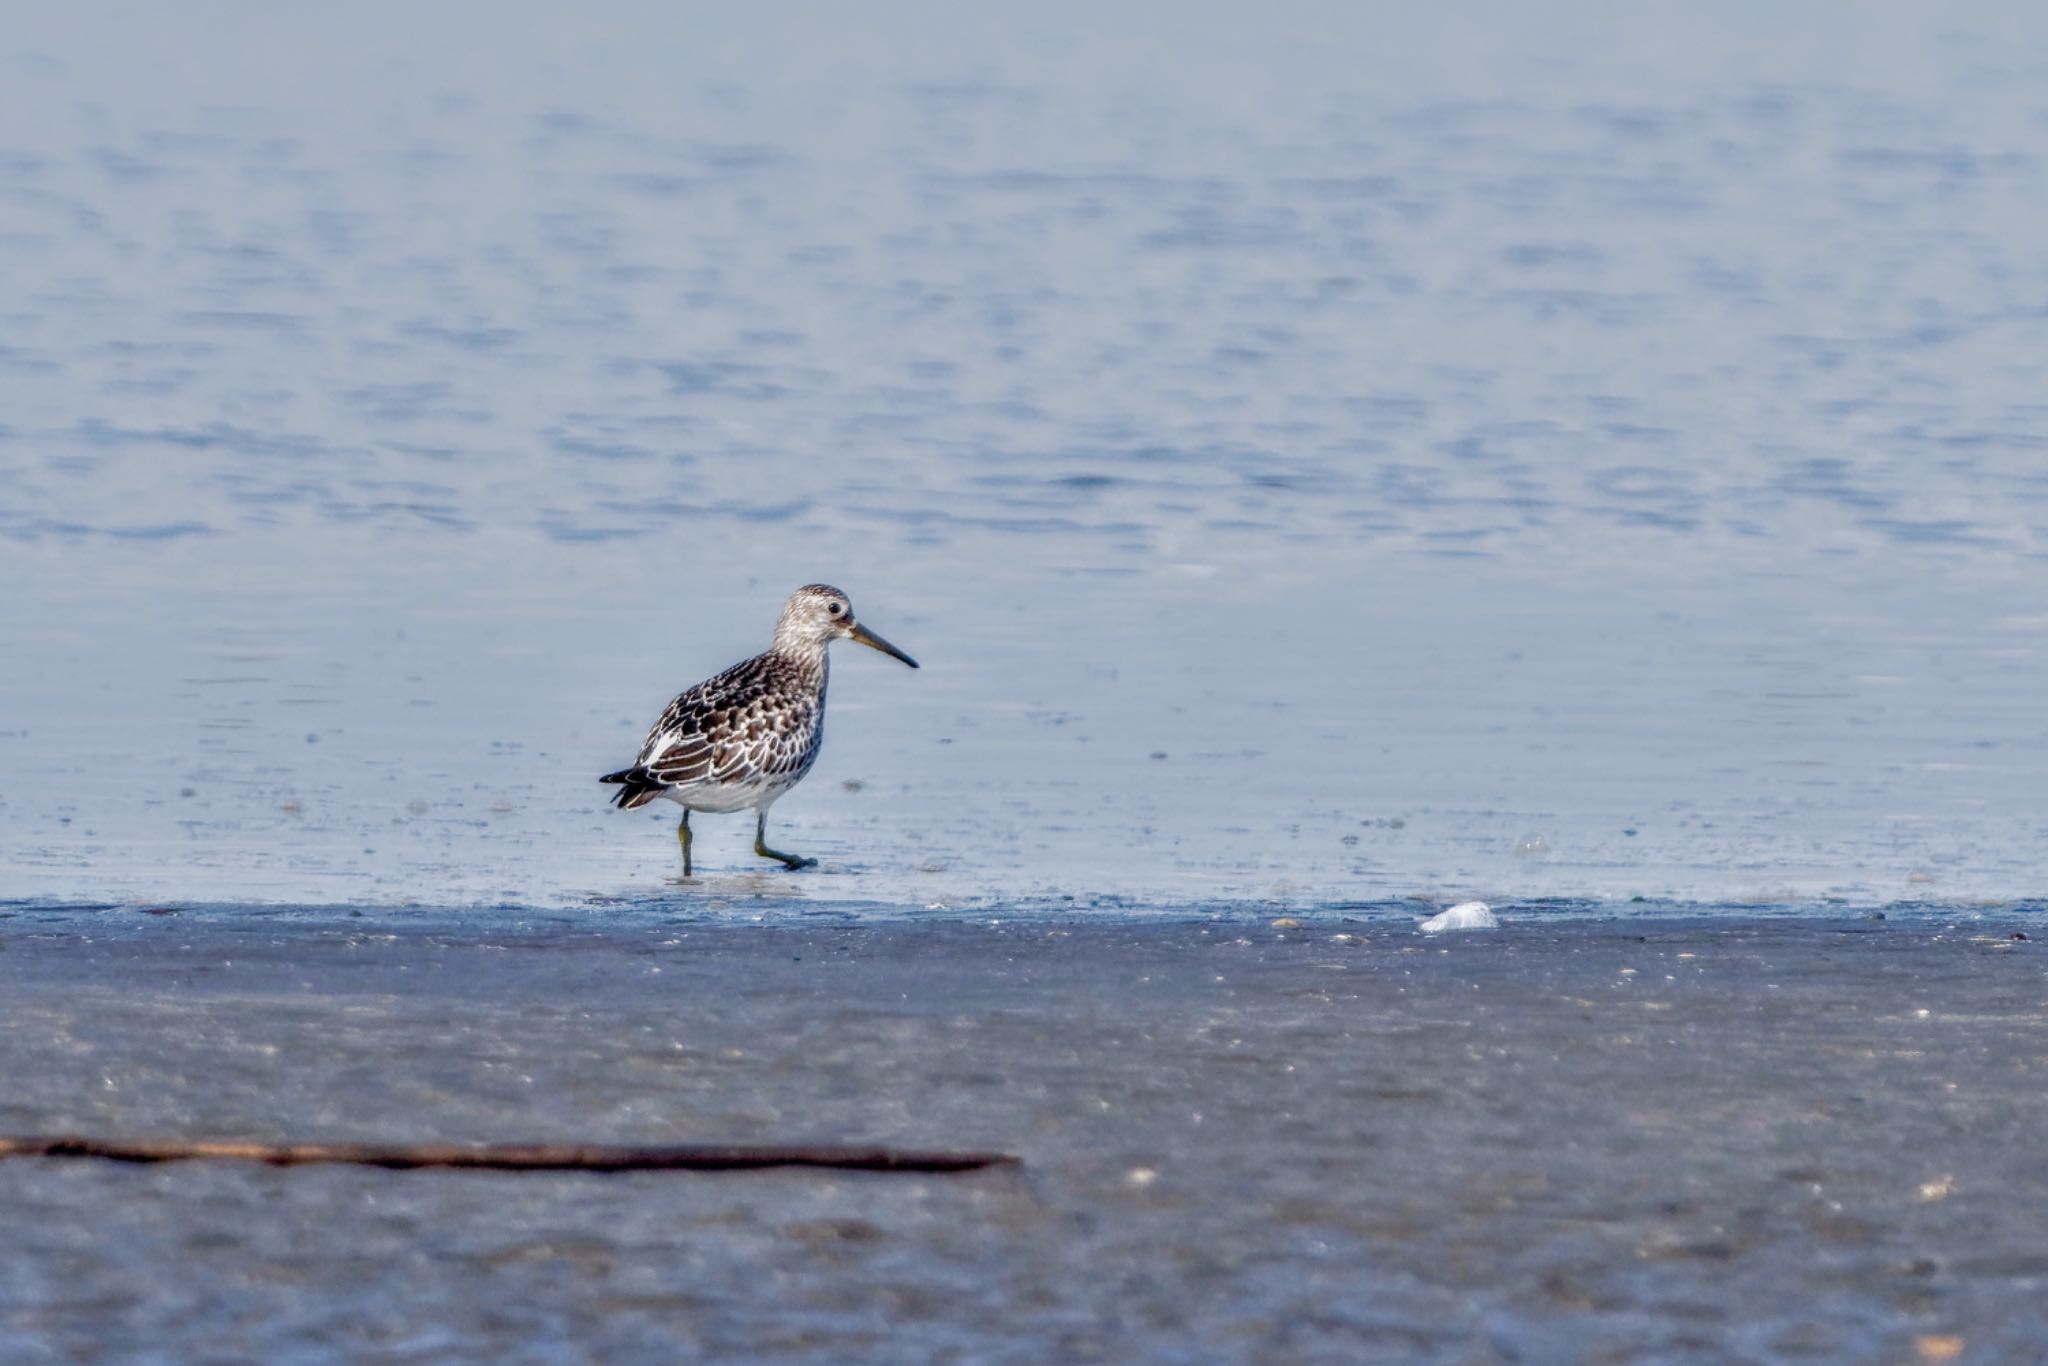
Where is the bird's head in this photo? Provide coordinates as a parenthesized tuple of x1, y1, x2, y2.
(773, 583, 919, 667)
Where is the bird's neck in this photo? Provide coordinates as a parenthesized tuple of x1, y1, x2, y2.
(768, 639, 830, 690)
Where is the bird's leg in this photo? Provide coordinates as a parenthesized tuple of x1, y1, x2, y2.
(754, 811, 816, 870)
(676, 810, 692, 877)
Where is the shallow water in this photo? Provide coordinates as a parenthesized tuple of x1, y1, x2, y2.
(4, 2, 2048, 913)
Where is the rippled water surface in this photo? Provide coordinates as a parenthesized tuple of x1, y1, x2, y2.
(4, 1, 2048, 911)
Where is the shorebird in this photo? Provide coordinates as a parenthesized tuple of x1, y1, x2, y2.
(600, 583, 918, 874)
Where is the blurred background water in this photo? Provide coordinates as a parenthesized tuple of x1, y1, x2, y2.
(3, 0, 2047, 911)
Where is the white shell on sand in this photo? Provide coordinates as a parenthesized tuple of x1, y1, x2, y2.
(1419, 902, 1499, 934)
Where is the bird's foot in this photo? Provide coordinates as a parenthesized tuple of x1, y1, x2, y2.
(753, 814, 815, 870)
(755, 844, 816, 871)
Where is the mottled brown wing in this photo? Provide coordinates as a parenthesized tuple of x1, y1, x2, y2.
(634, 677, 723, 784)
(636, 658, 775, 784)
(639, 726, 714, 788)
(755, 693, 820, 777)
(623, 651, 824, 796)
(695, 689, 810, 781)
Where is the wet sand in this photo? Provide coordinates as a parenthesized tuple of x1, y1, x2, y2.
(2, 906, 2045, 1361)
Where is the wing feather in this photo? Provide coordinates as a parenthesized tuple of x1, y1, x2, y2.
(614, 651, 824, 799)
(642, 730, 714, 788)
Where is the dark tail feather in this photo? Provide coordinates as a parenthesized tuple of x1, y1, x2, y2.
(600, 766, 667, 810)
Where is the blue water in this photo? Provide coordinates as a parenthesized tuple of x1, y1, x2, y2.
(4, 1, 2048, 912)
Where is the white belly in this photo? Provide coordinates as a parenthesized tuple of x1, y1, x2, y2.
(659, 771, 798, 814)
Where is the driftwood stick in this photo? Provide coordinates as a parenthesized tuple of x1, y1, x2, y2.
(0, 1135, 1019, 1174)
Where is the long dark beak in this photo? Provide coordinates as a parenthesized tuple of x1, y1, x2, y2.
(848, 621, 918, 669)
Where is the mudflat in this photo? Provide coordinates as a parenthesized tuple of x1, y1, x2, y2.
(1, 906, 2043, 1361)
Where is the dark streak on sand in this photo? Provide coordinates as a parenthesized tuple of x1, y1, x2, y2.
(0, 1135, 1019, 1174)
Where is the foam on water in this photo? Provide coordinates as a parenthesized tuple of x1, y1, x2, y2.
(3, 2, 2047, 912)
(1418, 901, 1499, 934)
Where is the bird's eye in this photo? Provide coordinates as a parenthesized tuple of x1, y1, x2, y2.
(828, 603, 844, 616)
